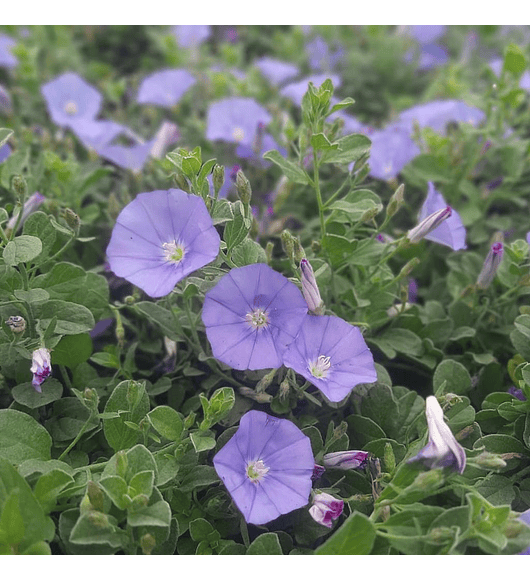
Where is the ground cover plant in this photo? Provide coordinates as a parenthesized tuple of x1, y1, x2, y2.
(1, 24, 530, 556)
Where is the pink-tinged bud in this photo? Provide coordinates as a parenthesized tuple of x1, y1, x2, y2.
(408, 396, 466, 474)
(6, 192, 46, 234)
(309, 492, 344, 528)
(300, 259, 323, 314)
(476, 242, 503, 289)
(407, 206, 452, 244)
(30, 347, 52, 392)
(323, 450, 369, 470)
(312, 464, 326, 480)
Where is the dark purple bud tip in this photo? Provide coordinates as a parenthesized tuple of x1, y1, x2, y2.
(492, 242, 503, 255)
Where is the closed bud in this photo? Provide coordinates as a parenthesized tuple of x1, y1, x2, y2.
(235, 169, 252, 205)
(281, 230, 295, 260)
(476, 242, 503, 289)
(360, 206, 381, 223)
(5, 192, 46, 235)
(505, 519, 527, 539)
(407, 206, 452, 244)
(12, 174, 28, 199)
(265, 240, 274, 264)
(87, 480, 106, 512)
(116, 450, 128, 479)
(141, 533, 157, 555)
(131, 494, 150, 510)
(83, 388, 99, 411)
(64, 208, 80, 231)
(292, 236, 306, 263)
(300, 259, 324, 314)
(124, 295, 135, 305)
(386, 183, 405, 219)
(5, 315, 26, 334)
(174, 172, 190, 192)
(411, 469, 444, 491)
(239, 386, 273, 403)
(309, 492, 344, 528)
(279, 378, 290, 401)
(323, 450, 369, 470)
(384, 442, 396, 473)
(397, 257, 420, 281)
(88, 512, 109, 528)
(212, 164, 225, 196)
(473, 451, 507, 470)
(256, 368, 277, 393)
(428, 527, 455, 544)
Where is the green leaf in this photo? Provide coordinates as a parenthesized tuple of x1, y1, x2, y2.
(34, 469, 75, 514)
(246, 532, 283, 555)
(99, 476, 130, 510)
(321, 133, 371, 165)
(129, 470, 154, 498)
(262, 150, 310, 184)
(69, 512, 127, 548)
(22, 211, 57, 264)
(14, 288, 49, 303)
(0, 457, 55, 552)
(231, 238, 267, 267)
(0, 490, 25, 545)
(147, 406, 184, 442)
(504, 43, 527, 75)
(223, 201, 252, 251)
(316, 511, 376, 554)
(134, 302, 181, 342)
(190, 431, 217, 452)
(103, 381, 150, 452)
(3, 235, 42, 265)
(11, 379, 63, 409)
(51, 334, 93, 368)
(433, 359, 472, 395)
(33, 299, 95, 336)
(127, 500, 171, 528)
(0, 409, 52, 464)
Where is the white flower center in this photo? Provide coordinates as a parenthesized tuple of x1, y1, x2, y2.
(246, 459, 269, 483)
(232, 126, 245, 142)
(309, 355, 331, 379)
(64, 100, 78, 115)
(245, 307, 269, 330)
(162, 240, 186, 264)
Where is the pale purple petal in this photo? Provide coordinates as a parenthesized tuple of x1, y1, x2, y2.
(106, 189, 220, 298)
(0, 143, 11, 163)
(202, 263, 308, 370)
(41, 72, 103, 128)
(206, 97, 272, 147)
(172, 25, 211, 48)
(418, 182, 467, 250)
(95, 140, 155, 172)
(137, 69, 196, 107)
(255, 57, 300, 86)
(367, 123, 420, 180)
(0, 34, 17, 69)
(213, 410, 314, 525)
(282, 315, 377, 403)
(398, 99, 485, 133)
(70, 119, 127, 149)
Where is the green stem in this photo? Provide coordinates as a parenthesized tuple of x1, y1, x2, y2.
(312, 149, 326, 243)
(57, 415, 93, 461)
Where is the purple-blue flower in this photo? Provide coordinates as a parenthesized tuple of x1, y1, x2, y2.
(72, 119, 127, 150)
(106, 189, 220, 298)
(282, 315, 377, 403)
(41, 72, 103, 129)
(172, 25, 211, 49)
(0, 33, 17, 69)
(254, 57, 300, 86)
(202, 263, 308, 371)
(305, 36, 344, 72)
(367, 123, 420, 180)
(206, 97, 272, 148)
(408, 396, 466, 474)
(31, 347, 51, 393)
(398, 100, 485, 133)
(6, 192, 46, 234)
(323, 450, 369, 470)
(96, 139, 156, 172)
(490, 58, 530, 92)
(407, 25, 447, 45)
(213, 410, 315, 525)
(519, 509, 530, 555)
(279, 73, 342, 105)
(137, 69, 196, 108)
(416, 182, 467, 250)
(0, 143, 10, 164)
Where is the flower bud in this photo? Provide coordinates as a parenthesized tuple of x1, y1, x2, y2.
(473, 451, 507, 470)
(235, 169, 252, 205)
(323, 450, 369, 470)
(239, 386, 273, 403)
(5, 315, 26, 334)
(87, 480, 106, 512)
(115, 450, 128, 479)
(30, 347, 52, 393)
(149, 121, 180, 159)
(312, 464, 326, 481)
(279, 378, 290, 401)
(5, 192, 46, 235)
(411, 469, 445, 491)
(476, 242, 503, 289)
(428, 527, 455, 544)
(212, 164, 225, 196)
(280, 230, 295, 260)
(88, 511, 109, 528)
(256, 368, 277, 393)
(407, 206, 452, 244)
(140, 533, 157, 555)
(12, 174, 28, 199)
(300, 259, 324, 314)
(64, 208, 80, 231)
(386, 183, 405, 219)
(292, 236, 306, 263)
(309, 492, 344, 528)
